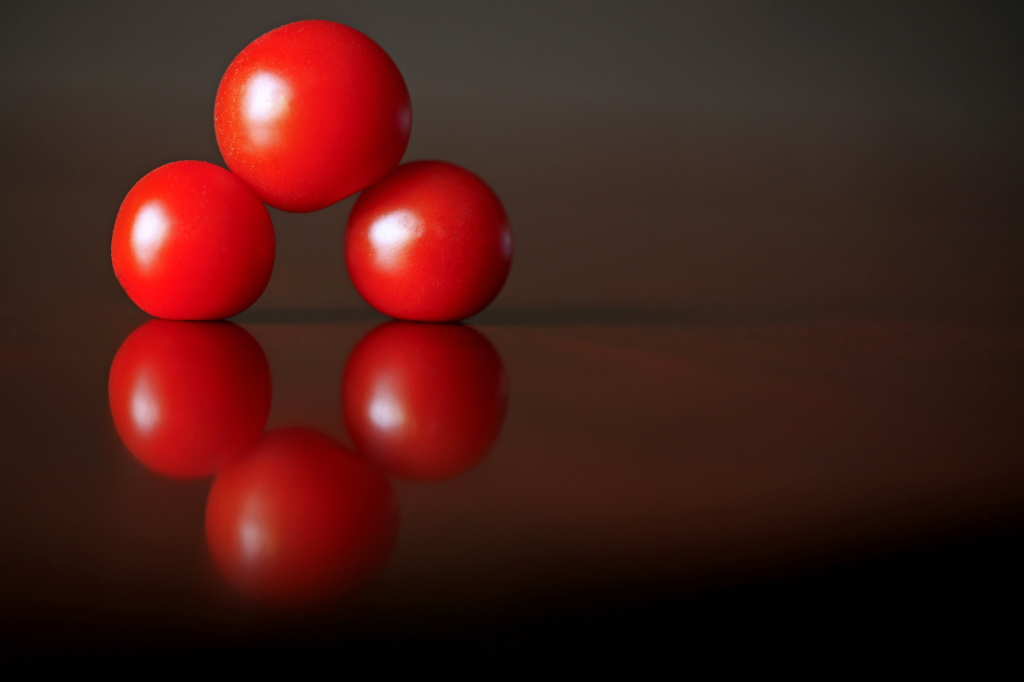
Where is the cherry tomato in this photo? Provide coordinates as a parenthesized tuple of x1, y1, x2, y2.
(111, 160, 275, 320)
(205, 427, 399, 606)
(341, 322, 508, 481)
(108, 320, 272, 479)
(215, 20, 411, 213)
(345, 161, 513, 321)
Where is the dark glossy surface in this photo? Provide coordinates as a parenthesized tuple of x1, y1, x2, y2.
(2, 310, 1023, 656)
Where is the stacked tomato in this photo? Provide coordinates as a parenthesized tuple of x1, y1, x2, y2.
(112, 20, 512, 322)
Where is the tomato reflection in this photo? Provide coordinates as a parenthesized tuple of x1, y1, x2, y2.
(205, 427, 398, 606)
(108, 320, 271, 479)
(341, 322, 508, 481)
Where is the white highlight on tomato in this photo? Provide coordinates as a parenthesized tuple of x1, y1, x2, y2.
(368, 210, 421, 270)
(131, 202, 169, 270)
(245, 73, 290, 122)
(368, 379, 406, 433)
(501, 227, 513, 260)
(130, 373, 160, 433)
(239, 497, 272, 565)
(244, 72, 291, 147)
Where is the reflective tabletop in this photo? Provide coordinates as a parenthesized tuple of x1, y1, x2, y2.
(3, 307, 1023, 657)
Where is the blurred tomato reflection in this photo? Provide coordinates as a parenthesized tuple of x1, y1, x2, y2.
(108, 320, 272, 479)
(341, 322, 508, 481)
(205, 427, 398, 606)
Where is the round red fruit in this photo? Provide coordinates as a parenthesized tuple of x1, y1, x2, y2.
(345, 161, 512, 322)
(214, 20, 411, 212)
(111, 160, 275, 320)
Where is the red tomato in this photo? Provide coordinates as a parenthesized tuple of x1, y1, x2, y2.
(205, 427, 399, 606)
(111, 160, 275, 320)
(108, 320, 272, 479)
(341, 322, 508, 481)
(345, 161, 513, 322)
(215, 20, 411, 212)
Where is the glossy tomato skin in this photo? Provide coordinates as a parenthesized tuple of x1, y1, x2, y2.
(342, 322, 508, 481)
(205, 427, 399, 606)
(111, 160, 275, 320)
(215, 20, 411, 212)
(345, 161, 512, 322)
(108, 320, 272, 479)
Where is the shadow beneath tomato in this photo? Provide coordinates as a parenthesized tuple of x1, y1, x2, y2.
(108, 319, 272, 479)
(341, 321, 509, 481)
(205, 426, 399, 607)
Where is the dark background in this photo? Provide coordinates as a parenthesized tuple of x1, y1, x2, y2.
(2, 0, 1022, 321)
